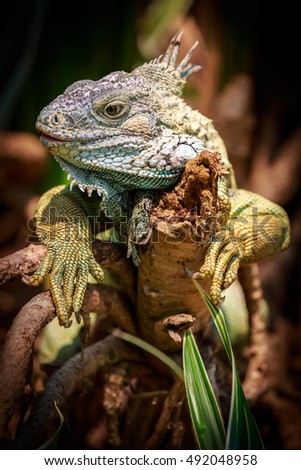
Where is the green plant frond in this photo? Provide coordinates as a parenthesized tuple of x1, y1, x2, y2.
(190, 279, 265, 450)
(183, 330, 226, 450)
(227, 363, 264, 450)
(112, 328, 183, 379)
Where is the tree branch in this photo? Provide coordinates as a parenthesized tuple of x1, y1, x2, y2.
(13, 335, 142, 449)
(0, 291, 55, 438)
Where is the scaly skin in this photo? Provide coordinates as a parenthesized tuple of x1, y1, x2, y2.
(28, 33, 290, 327)
(27, 186, 104, 326)
(197, 188, 290, 304)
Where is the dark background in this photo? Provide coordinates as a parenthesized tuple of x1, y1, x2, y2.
(0, 0, 301, 449)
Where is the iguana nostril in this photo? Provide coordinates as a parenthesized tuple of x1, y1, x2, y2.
(50, 113, 64, 126)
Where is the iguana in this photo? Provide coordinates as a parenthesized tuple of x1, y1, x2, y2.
(27, 33, 290, 345)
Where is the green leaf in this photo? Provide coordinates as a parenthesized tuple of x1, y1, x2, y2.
(191, 279, 264, 450)
(112, 328, 183, 379)
(227, 362, 264, 450)
(37, 402, 64, 449)
(183, 329, 226, 450)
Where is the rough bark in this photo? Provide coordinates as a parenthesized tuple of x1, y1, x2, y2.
(137, 151, 225, 351)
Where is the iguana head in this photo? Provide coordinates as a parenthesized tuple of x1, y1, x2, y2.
(36, 32, 209, 193)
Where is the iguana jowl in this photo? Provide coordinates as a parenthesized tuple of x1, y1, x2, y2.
(29, 32, 290, 333)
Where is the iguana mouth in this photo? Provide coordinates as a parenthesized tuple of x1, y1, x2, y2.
(54, 155, 118, 197)
(40, 133, 62, 142)
(39, 132, 77, 144)
(54, 153, 180, 196)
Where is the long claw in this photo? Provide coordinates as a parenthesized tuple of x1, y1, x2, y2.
(199, 234, 225, 279)
(28, 238, 104, 327)
(200, 228, 244, 305)
(210, 243, 241, 304)
(73, 263, 89, 314)
(62, 263, 78, 312)
(89, 258, 105, 284)
(222, 257, 240, 290)
(49, 269, 71, 327)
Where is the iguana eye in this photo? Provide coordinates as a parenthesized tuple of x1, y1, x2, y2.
(103, 101, 129, 119)
(92, 100, 130, 120)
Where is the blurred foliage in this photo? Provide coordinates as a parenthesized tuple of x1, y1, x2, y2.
(0, 0, 254, 191)
(0, 0, 148, 190)
(1, 0, 300, 189)
(137, 0, 194, 57)
(1, 0, 142, 129)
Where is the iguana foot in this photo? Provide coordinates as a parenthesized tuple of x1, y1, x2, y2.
(24, 241, 104, 327)
(196, 230, 243, 305)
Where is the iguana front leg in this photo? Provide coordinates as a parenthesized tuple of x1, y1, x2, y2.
(199, 189, 290, 304)
(25, 186, 104, 327)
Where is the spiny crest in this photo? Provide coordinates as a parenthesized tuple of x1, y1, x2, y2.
(133, 32, 201, 96)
